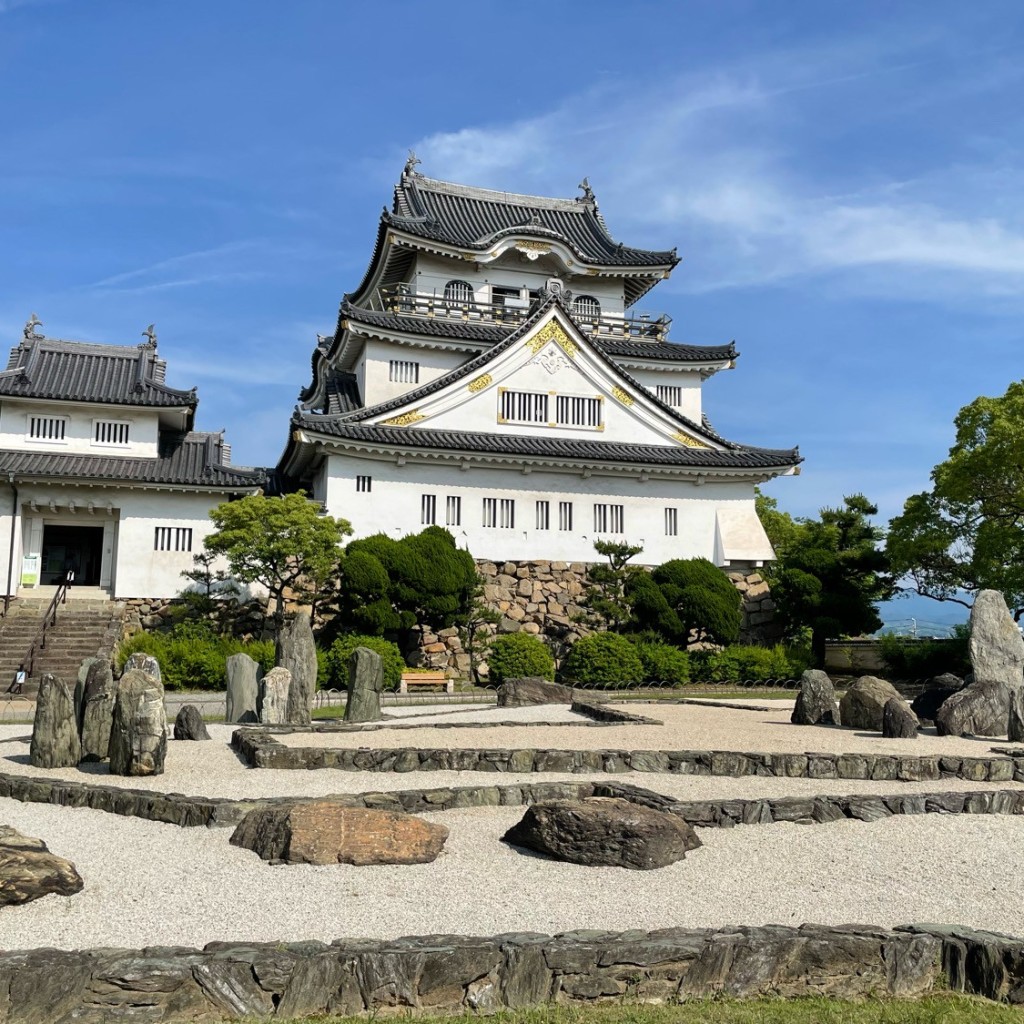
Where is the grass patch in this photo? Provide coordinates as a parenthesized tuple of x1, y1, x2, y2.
(259, 994, 1020, 1024)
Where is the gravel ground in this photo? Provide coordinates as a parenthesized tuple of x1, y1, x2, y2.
(257, 703, 1008, 757)
(2, 798, 1024, 951)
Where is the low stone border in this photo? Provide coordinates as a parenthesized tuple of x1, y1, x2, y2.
(571, 699, 662, 724)
(4, 922, 1023, 1019)
(231, 730, 1024, 784)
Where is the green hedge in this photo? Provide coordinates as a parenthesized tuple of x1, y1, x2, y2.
(877, 628, 970, 680)
(486, 633, 554, 684)
(632, 640, 690, 685)
(561, 632, 644, 687)
(689, 643, 810, 683)
(325, 634, 406, 691)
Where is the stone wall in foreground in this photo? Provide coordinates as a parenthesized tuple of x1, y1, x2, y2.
(4, 923, 1023, 1019)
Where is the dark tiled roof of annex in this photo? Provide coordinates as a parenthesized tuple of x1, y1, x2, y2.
(0, 328, 197, 409)
(387, 162, 680, 269)
(0, 431, 267, 488)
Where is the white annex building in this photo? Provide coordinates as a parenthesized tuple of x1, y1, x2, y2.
(0, 323, 265, 603)
(278, 160, 801, 567)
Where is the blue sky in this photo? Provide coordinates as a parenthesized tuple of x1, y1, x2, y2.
(3, 1, 1023, 626)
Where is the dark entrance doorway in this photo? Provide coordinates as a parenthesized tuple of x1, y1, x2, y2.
(40, 525, 103, 586)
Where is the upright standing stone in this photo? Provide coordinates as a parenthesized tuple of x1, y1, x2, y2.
(881, 696, 919, 739)
(79, 659, 116, 762)
(277, 612, 317, 726)
(225, 653, 260, 724)
(344, 647, 383, 723)
(791, 669, 841, 726)
(74, 657, 99, 731)
(122, 652, 162, 683)
(1009, 689, 1024, 743)
(258, 667, 291, 725)
(109, 669, 167, 776)
(29, 674, 81, 769)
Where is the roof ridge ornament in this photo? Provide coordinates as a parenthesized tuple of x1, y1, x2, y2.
(577, 177, 596, 204)
(141, 323, 157, 349)
(403, 149, 421, 177)
(23, 313, 43, 343)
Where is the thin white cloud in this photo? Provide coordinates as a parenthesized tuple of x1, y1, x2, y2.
(86, 241, 266, 293)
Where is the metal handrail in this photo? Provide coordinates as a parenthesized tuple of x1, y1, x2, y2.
(372, 285, 672, 342)
(9, 573, 72, 693)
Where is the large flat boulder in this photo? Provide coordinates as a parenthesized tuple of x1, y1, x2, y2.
(30, 674, 80, 769)
(277, 612, 317, 726)
(230, 802, 448, 865)
(0, 825, 83, 905)
(838, 676, 901, 731)
(935, 683, 1009, 737)
(108, 669, 167, 776)
(791, 669, 840, 725)
(502, 797, 701, 870)
(496, 677, 572, 708)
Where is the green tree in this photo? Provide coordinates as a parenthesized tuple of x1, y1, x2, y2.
(772, 494, 893, 665)
(754, 488, 805, 584)
(456, 575, 501, 685)
(887, 381, 1024, 619)
(204, 491, 351, 619)
(580, 539, 644, 630)
(641, 558, 743, 647)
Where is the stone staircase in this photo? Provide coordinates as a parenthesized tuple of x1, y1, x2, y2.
(0, 599, 124, 697)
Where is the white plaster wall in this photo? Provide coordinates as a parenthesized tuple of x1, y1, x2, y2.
(0, 481, 19, 601)
(323, 452, 766, 566)
(0, 398, 160, 457)
(629, 367, 703, 421)
(361, 339, 468, 408)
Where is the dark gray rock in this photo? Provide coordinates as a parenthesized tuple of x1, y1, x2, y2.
(0, 825, 83, 905)
(911, 680, 965, 723)
(173, 704, 211, 741)
(497, 677, 572, 708)
(79, 659, 116, 762)
(73, 657, 98, 731)
(277, 612, 317, 726)
(502, 797, 702, 870)
(122, 652, 162, 683)
(969, 589, 1024, 688)
(258, 666, 291, 724)
(882, 697, 919, 739)
(344, 647, 383, 723)
(1009, 688, 1024, 743)
(839, 676, 902, 730)
(225, 652, 260, 724)
(791, 669, 841, 725)
(29, 674, 81, 769)
(935, 683, 1009, 737)
(109, 669, 167, 776)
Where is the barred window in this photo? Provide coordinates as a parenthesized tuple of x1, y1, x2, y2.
(572, 295, 601, 319)
(389, 359, 420, 383)
(499, 389, 548, 424)
(94, 420, 130, 445)
(421, 494, 437, 525)
(655, 385, 684, 407)
(443, 280, 474, 304)
(356, 475, 372, 492)
(28, 416, 66, 441)
(154, 527, 193, 552)
(445, 495, 462, 527)
(558, 501, 573, 531)
(665, 507, 678, 536)
(593, 503, 624, 534)
(483, 497, 515, 528)
(555, 395, 602, 428)
(536, 500, 550, 531)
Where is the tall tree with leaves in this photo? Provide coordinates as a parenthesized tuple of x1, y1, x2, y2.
(887, 380, 1024, 619)
(772, 494, 893, 665)
(204, 491, 350, 619)
(580, 539, 644, 631)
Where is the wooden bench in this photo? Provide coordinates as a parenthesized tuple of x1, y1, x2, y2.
(399, 671, 454, 694)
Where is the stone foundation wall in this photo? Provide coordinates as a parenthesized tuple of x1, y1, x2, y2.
(3, 923, 1023, 1019)
(410, 561, 779, 676)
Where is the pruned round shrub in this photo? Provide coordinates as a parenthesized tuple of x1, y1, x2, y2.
(326, 634, 405, 691)
(632, 640, 689, 686)
(486, 632, 554, 684)
(562, 632, 644, 687)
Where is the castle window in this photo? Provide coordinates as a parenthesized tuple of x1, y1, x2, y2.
(491, 285, 522, 307)
(665, 508, 678, 536)
(573, 295, 601, 320)
(558, 501, 574, 531)
(93, 420, 130, 446)
(483, 497, 515, 529)
(356, 475, 372, 492)
(28, 415, 67, 442)
(536, 500, 550, 531)
(499, 389, 548, 424)
(656, 385, 684, 407)
(445, 495, 462, 527)
(389, 359, 420, 384)
(555, 395, 602, 428)
(443, 280, 474, 305)
(593, 503, 624, 534)
(154, 527, 193, 552)
(421, 494, 436, 525)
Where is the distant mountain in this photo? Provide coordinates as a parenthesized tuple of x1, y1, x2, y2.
(876, 592, 969, 636)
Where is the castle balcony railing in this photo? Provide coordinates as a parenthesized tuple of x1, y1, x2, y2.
(373, 285, 671, 342)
